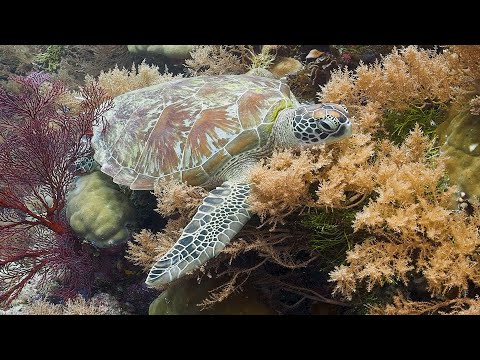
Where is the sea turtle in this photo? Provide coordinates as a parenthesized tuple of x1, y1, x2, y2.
(91, 74, 352, 287)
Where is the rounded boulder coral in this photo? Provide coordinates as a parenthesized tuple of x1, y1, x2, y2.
(66, 170, 136, 248)
(127, 45, 193, 60)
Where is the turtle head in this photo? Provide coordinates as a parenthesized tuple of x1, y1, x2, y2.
(291, 103, 352, 146)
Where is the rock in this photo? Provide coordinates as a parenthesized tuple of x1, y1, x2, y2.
(246, 57, 303, 80)
(437, 109, 480, 199)
(306, 49, 324, 60)
(0, 273, 52, 315)
(127, 45, 194, 60)
(269, 57, 303, 79)
(149, 276, 276, 315)
(66, 170, 136, 248)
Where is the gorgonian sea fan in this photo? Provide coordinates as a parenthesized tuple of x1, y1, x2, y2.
(0, 72, 113, 306)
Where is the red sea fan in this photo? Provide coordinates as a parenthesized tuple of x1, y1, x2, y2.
(0, 72, 113, 306)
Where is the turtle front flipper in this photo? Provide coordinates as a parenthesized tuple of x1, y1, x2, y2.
(146, 181, 251, 287)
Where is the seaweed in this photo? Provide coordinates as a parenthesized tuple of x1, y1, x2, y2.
(34, 45, 64, 73)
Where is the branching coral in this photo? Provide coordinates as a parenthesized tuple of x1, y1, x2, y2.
(152, 179, 208, 219)
(185, 45, 301, 79)
(184, 45, 249, 76)
(314, 45, 480, 313)
(26, 294, 125, 315)
(126, 223, 180, 272)
(0, 72, 113, 306)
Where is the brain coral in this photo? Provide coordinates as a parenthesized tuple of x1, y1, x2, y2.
(127, 45, 193, 60)
(437, 109, 480, 200)
(66, 170, 136, 248)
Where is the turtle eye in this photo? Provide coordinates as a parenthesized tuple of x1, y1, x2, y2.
(318, 114, 339, 132)
(319, 120, 332, 131)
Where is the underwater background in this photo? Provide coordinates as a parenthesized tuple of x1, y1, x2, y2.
(0, 45, 479, 315)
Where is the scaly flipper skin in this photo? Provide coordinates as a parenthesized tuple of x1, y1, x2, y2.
(146, 182, 251, 286)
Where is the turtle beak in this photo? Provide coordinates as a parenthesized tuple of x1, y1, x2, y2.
(343, 121, 353, 138)
(324, 121, 352, 144)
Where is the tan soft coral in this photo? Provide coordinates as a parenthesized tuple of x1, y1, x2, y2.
(369, 294, 480, 315)
(315, 133, 377, 207)
(329, 127, 480, 301)
(126, 180, 207, 271)
(153, 179, 208, 219)
(450, 45, 480, 89)
(85, 60, 183, 98)
(126, 222, 182, 271)
(26, 294, 125, 315)
(248, 148, 327, 227)
(185, 45, 249, 76)
(248, 132, 377, 227)
(319, 46, 461, 135)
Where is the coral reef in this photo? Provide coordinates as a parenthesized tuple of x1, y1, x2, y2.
(330, 45, 396, 67)
(120, 45, 480, 314)
(320, 46, 461, 135)
(268, 57, 303, 79)
(320, 46, 480, 313)
(127, 178, 348, 313)
(185, 45, 303, 81)
(66, 170, 136, 248)
(126, 180, 207, 270)
(126, 225, 179, 272)
(1, 44, 475, 315)
(0, 73, 113, 306)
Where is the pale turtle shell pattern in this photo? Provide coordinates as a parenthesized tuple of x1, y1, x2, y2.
(92, 75, 299, 190)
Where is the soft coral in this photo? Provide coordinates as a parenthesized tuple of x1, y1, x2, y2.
(0, 72, 113, 306)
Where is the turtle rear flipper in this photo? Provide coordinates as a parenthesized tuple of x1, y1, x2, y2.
(146, 182, 251, 286)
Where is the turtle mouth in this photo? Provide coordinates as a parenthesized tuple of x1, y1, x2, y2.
(335, 122, 352, 139)
(323, 122, 352, 144)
